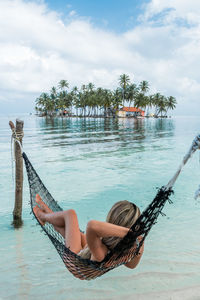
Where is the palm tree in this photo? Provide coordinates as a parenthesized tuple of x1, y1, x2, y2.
(79, 86, 87, 117)
(71, 86, 79, 116)
(146, 95, 154, 116)
(127, 83, 138, 108)
(113, 88, 123, 110)
(49, 92, 57, 115)
(166, 96, 177, 113)
(57, 81, 70, 114)
(51, 86, 57, 96)
(86, 83, 95, 116)
(57, 90, 71, 114)
(96, 87, 104, 116)
(153, 94, 167, 117)
(66, 92, 74, 115)
(152, 93, 161, 116)
(158, 96, 168, 117)
(58, 80, 69, 90)
(139, 80, 149, 94)
(87, 82, 95, 92)
(81, 84, 87, 92)
(134, 93, 148, 113)
(119, 74, 130, 106)
(36, 93, 51, 115)
(101, 89, 112, 117)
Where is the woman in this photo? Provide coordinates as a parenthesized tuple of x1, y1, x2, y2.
(34, 194, 144, 269)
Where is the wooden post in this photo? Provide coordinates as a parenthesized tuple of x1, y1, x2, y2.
(9, 119, 24, 227)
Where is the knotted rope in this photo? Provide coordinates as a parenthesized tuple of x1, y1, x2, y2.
(10, 126, 24, 181)
(11, 127, 24, 159)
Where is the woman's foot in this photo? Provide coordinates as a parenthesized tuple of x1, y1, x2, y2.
(33, 205, 46, 226)
(35, 194, 53, 214)
(34, 194, 65, 237)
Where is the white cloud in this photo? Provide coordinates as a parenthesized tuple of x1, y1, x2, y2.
(0, 0, 200, 114)
(69, 10, 76, 17)
(142, 0, 200, 25)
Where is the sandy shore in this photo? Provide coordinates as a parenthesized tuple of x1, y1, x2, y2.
(111, 285, 200, 300)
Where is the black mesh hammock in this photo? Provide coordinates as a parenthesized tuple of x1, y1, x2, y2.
(22, 134, 200, 280)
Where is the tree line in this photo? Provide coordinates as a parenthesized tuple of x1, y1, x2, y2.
(35, 74, 177, 117)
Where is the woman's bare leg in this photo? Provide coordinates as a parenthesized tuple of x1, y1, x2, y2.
(81, 232, 87, 248)
(34, 206, 82, 253)
(35, 195, 65, 237)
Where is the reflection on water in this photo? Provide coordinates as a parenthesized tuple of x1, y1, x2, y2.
(37, 117, 175, 154)
(15, 229, 31, 298)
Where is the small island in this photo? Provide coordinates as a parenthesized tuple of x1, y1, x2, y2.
(35, 74, 177, 118)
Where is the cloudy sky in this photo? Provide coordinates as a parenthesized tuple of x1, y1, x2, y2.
(1, 0, 200, 114)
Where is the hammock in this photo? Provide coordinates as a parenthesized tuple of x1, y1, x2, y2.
(22, 134, 200, 280)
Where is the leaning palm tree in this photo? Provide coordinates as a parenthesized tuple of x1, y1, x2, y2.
(152, 93, 162, 117)
(146, 95, 154, 116)
(166, 96, 177, 114)
(157, 95, 168, 117)
(118, 74, 130, 106)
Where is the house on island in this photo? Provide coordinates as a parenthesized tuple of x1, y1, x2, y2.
(117, 107, 145, 118)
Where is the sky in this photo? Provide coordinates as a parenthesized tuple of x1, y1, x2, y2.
(1, 0, 200, 115)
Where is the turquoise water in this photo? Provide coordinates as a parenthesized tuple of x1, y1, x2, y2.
(0, 114, 200, 299)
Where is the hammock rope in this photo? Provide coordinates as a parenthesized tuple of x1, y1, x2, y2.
(15, 134, 200, 280)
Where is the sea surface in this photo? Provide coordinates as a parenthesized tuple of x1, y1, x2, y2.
(0, 114, 200, 300)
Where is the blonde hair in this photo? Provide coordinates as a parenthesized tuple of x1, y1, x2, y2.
(79, 200, 140, 259)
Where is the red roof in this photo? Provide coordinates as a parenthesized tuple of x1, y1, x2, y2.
(121, 107, 144, 113)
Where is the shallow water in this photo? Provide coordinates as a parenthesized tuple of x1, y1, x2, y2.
(0, 114, 200, 299)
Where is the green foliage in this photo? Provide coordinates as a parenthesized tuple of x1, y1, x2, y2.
(35, 75, 177, 117)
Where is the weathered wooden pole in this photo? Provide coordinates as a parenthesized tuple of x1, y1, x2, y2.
(9, 119, 24, 227)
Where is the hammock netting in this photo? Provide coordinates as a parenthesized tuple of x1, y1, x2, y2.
(22, 152, 173, 280)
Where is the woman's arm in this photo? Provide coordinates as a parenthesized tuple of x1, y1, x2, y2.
(86, 220, 129, 262)
(125, 237, 144, 269)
